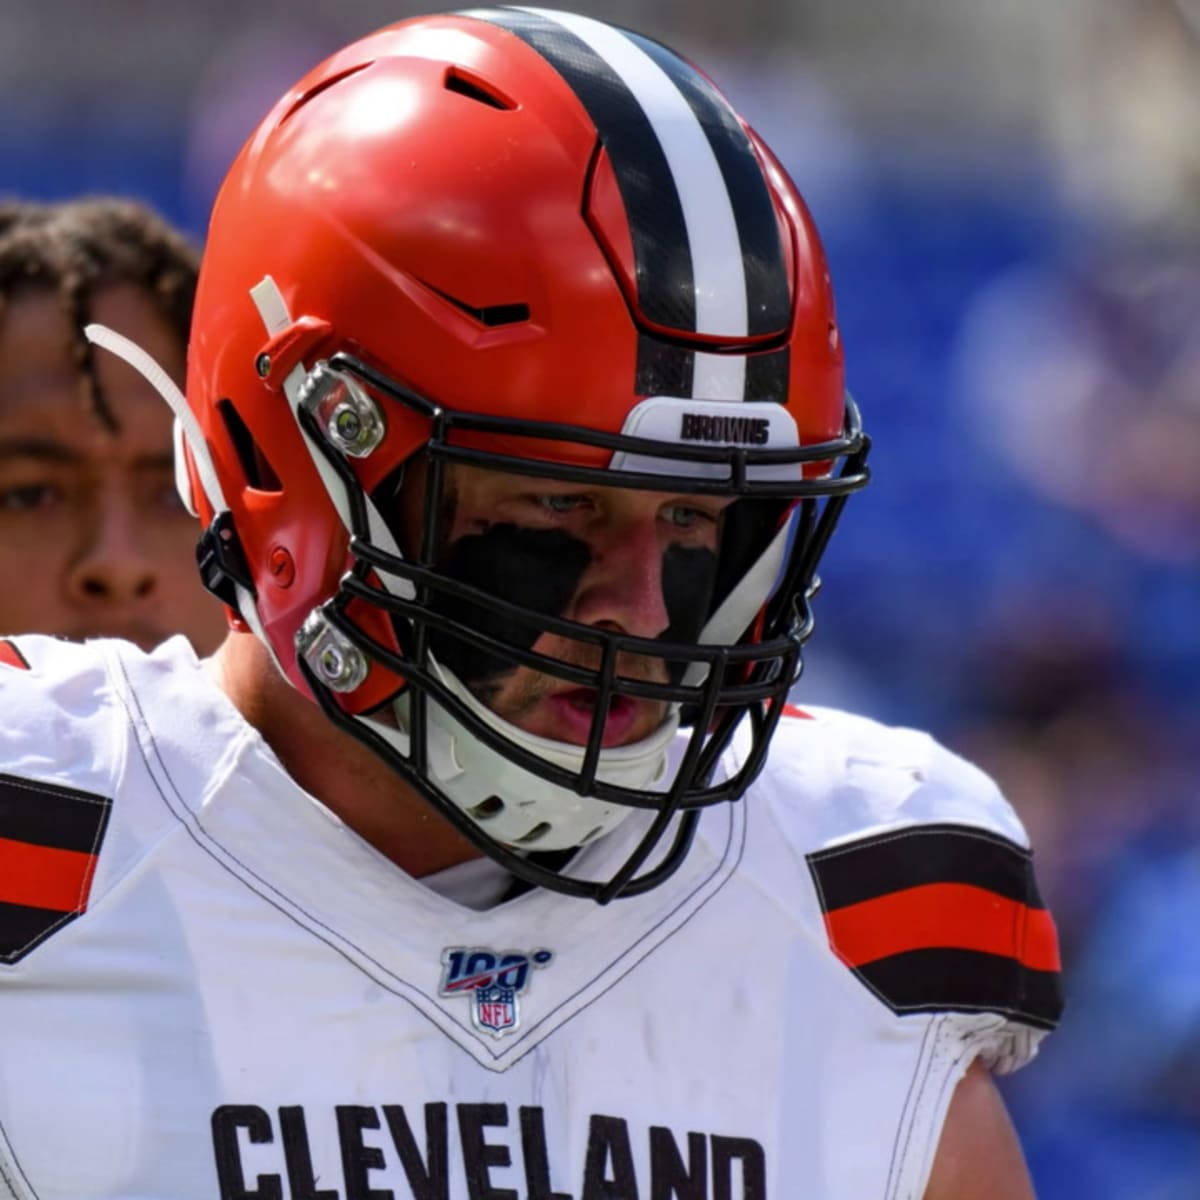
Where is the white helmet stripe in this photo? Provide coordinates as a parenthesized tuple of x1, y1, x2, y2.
(692, 349, 748, 402)
(514, 6, 747, 348)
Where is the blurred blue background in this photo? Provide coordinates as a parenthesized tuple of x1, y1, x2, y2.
(5, 2, 1198, 1194)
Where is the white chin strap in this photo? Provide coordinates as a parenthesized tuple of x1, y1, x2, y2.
(82, 323, 275, 658)
(360, 657, 681, 852)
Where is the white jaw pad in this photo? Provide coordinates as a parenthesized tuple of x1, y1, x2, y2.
(374, 659, 681, 852)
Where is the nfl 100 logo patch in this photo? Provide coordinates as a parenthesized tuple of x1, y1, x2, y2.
(439, 947, 553, 1036)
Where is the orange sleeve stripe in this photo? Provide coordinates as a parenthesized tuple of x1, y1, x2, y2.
(824, 881, 1062, 973)
(0, 836, 98, 913)
(0, 640, 29, 670)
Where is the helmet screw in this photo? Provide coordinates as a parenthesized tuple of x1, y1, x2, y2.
(334, 406, 362, 442)
(295, 610, 369, 693)
(267, 546, 295, 588)
(300, 364, 386, 457)
(315, 641, 367, 690)
(255, 352, 271, 378)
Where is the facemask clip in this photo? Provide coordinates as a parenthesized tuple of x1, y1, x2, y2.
(297, 609, 369, 692)
(299, 362, 386, 458)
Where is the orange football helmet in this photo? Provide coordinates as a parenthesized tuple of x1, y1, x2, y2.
(181, 7, 870, 901)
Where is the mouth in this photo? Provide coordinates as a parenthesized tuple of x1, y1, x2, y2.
(548, 688, 644, 748)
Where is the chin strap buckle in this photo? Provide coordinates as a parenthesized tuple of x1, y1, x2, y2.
(196, 510, 255, 616)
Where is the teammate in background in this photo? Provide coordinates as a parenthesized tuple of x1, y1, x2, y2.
(0, 197, 225, 653)
(0, 11, 1061, 1199)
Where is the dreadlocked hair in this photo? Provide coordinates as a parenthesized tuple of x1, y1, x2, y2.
(0, 195, 199, 428)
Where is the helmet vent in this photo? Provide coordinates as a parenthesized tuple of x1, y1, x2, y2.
(279, 63, 372, 127)
(217, 399, 282, 492)
(474, 302, 530, 327)
(424, 281, 530, 328)
(443, 67, 515, 111)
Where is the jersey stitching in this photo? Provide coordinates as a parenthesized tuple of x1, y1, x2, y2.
(0, 1113, 40, 1200)
(810, 823, 1032, 863)
(888, 1014, 1006, 1200)
(882, 1016, 935, 1200)
(108, 646, 746, 1070)
(498, 796, 746, 1054)
(892, 1015, 946, 1200)
(0, 775, 108, 806)
(916, 1023, 989, 1200)
(70, 784, 110, 916)
(109, 653, 456, 1036)
(883, 1012, 936, 1200)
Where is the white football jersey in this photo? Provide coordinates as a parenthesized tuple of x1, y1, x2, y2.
(0, 635, 1061, 1200)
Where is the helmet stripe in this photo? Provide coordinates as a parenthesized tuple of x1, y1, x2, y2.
(693, 349, 747, 400)
(635, 336, 790, 403)
(518, 7, 748, 342)
(464, 7, 783, 357)
(744, 346, 790, 403)
(635, 333, 693, 397)
(462, 6, 698, 333)
(625, 26, 790, 337)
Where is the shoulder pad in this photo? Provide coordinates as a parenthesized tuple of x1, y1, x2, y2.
(751, 706, 1063, 1030)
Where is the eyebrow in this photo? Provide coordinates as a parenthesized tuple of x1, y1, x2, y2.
(0, 437, 174, 470)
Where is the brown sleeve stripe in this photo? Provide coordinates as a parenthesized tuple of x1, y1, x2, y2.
(0, 774, 112, 964)
(809, 822, 1043, 909)
(823, 881, 1061, 973)
(0, 773, 112, 854)
(0, 640, 30, 670)
(855, 949, 1063, 1030)
(808, 823, 1064, 1029)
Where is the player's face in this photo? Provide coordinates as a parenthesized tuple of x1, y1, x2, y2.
(418, 463, 733, 749)
(0, 284, 226, 654)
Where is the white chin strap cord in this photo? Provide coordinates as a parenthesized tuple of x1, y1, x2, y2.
(83, 323, 271, 654)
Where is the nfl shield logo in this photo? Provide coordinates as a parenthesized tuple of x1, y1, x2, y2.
(439, 946, 554, 1038)
(474, 984, 517, 1032)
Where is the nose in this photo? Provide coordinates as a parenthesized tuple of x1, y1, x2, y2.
(570, 514, 671, 639)
(65, 493, 159, 609)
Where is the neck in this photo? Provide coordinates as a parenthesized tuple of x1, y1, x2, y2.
(209, 631, 484, 878)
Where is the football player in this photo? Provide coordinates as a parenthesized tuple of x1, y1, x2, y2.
(0, 197, 227, 653)
(0, 10, 1060, 1199)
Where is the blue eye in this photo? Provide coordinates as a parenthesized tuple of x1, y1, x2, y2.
(537, 494, 584, 514)
(664, 503, 715, 529)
